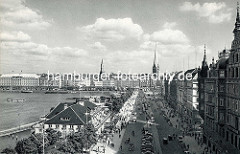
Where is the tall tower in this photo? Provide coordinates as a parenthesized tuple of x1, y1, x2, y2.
(99, 59, 104, 80)
(152, 44, 157, 74)
(232, 2, 240, 50)
(200, 44, 208, 77)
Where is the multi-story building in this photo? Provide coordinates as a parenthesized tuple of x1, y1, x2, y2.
(198, 45, 209, 119)
(183, 68, 201, 126)
(0, 74, 40, 90)
(177, 72, 185, 115)
(225, 4, 240, 150)
(169, 71, 182, 110)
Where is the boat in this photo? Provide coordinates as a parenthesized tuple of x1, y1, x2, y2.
(45, 91, 69, 94)
(21, 90, 33, 93)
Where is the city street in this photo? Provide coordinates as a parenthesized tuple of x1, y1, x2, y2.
(118, 90, 185, 154)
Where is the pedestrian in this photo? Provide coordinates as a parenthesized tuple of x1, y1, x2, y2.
(119, 134, 121, 138)
(120, 145, 122, 151)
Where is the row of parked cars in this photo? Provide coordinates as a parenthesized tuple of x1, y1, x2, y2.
(141, 129, 154, 154)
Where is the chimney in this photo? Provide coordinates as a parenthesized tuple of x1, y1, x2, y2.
(64, 104, 68, 110)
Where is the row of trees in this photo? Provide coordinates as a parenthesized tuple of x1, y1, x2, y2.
(58, 124, 97, 153)
(1, 128, 61, 154)
(106, 89, 134, 113)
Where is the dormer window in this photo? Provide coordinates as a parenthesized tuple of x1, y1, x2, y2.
(60, 117, 71, 121)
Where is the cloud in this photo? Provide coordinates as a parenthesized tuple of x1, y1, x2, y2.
(141, 22, 189, 48)
(90, 42, 107, 51)
(162, 22, 177, 29)
(0, 0, 51, 30)
(0, 31, 88, 60)
(139, 22, 211, 60)
(149, 29, 189, 44)
(0, 31, 31, 42)
(78, 18, 143, 41)
(179, 2, 232, 23)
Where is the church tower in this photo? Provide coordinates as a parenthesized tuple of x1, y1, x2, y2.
(152, 44, 157, 74)
(200, 44, 208, 77)
(99, 59, 104, 80)
(232, 2, 240, 50)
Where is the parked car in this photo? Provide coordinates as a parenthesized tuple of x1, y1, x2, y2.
(178, 136, 183, 142)
(163, 137, 168, 144)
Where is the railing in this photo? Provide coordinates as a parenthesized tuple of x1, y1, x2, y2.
(0, 121, 39, 137)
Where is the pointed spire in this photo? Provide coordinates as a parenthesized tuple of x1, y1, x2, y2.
(234, 2, 240, 32)
(237, 2, 239, 21)
(203, 44, 206, 61)
(153, 43, 157, 65)
(100, 59, 104, 76)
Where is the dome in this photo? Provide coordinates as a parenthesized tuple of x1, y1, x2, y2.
(217, 58, 228, 69)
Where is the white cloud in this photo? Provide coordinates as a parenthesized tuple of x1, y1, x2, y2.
(0, 0, 51, 30)
(149, 29, 189, 44)
(139, 22, 209, 60)
(0, 30, 88, 60)
(78, 18, 143, 41)
(162, 22, 177, 29)
(179, 2, 232, 23)
(0, 31, 31, 42)
(90, 42, 107, 51)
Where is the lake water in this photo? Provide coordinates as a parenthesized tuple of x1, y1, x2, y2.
(0, 92, 110, 131)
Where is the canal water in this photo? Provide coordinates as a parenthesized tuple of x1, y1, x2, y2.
(0, 92, 110, 131)
(0, 91, 110, 151)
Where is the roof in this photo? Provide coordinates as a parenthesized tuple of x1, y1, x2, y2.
(45, 101, 97, 125)
(216, 58, 228, 69)
(46, 102, 75, 119)
(184, 68, 198, 78)
(0, 74, 40, 78)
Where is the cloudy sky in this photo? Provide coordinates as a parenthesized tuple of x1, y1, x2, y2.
(0, 0, 238, 74)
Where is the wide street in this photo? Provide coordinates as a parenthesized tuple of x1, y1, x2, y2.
(118, 90, 184, 154)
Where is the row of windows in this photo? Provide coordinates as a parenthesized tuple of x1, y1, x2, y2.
(228, 67, 240, 78)
(226, 84, 239, 95)
(226, 98, 240, 112)
(231, 51, 239, 64)
(226, 114, 239, 129)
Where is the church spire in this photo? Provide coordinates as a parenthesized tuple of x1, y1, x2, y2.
(152, 44, 157, 74)
(100, 59, 104, 76)
(237, 2, 239, 21)
(153, 44, 157, 65)
(234, 2, 240, 32)
(203, 44, 206, 61)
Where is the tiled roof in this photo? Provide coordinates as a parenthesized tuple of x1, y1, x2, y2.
(0, 74, 40, 78)
(45, 101, 97, 125)
(46, 102, 75, 119)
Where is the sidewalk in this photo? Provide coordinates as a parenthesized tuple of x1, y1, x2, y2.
(159, 100, 206, 154)
(91, 90, 139, 154)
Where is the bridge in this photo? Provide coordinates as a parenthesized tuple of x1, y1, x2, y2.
(0, 121, 39, 137)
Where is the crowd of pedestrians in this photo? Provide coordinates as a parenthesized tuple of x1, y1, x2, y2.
(159, 99, 207, 154)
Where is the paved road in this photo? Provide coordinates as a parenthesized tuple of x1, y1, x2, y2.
(117, 90, 186, 154)
(150, 100, 184, 154)
(118, 91, 162, 154)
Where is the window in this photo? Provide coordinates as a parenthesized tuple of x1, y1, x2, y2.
(220, 99, 224, 106)
(236, 68, 239, 78)
(49, 124, 52, 128)
(56, 124, 59, 128)
(60, 117, 70, 121)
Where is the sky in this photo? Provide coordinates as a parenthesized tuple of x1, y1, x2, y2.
(0, 0, 238, 74)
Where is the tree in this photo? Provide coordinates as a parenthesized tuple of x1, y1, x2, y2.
(45, 128, 61, 145)
(15, 138, 38, 154)
(58, 124, 97, 153)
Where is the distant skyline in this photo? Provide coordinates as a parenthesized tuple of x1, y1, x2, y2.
(0, 0, 238, 74)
